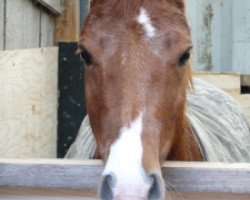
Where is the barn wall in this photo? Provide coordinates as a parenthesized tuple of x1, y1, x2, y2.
(0, 47, 58, 158)
(0, 0, 4, 51)
(0, 0, 55, 50)
(186, 0, 250, 74)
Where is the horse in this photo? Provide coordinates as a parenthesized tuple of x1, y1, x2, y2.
(73, 0, 250, 199)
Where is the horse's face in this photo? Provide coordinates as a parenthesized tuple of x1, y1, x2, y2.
(79, 0, 192, 199)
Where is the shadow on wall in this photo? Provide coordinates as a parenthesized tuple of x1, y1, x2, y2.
(57, 42, 86, 158)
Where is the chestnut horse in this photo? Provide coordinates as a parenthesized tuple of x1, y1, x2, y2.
(78, 0, 202, 199)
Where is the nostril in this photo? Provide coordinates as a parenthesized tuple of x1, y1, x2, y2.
(148, 174, 165, 200)
(99, 174, 116, 200)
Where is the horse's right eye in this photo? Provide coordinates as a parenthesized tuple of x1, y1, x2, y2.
(178, 46, 192, 67)
(178, 51, 190, 67)
(80, 49, 93, 66)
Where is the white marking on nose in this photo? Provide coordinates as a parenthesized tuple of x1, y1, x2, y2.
(137, 7, 156, 38)
(103, 112, 151, 196)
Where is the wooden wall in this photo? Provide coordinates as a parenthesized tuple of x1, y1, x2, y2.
(0, 47, 58, 158)
(0, 0, 56, 51)
(186, 0, 250, 74)
(0, 1, 4, 50)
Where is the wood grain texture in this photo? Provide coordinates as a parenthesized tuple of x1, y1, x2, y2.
(194, 72, 241, 95)
(54, 0, 80, 43)
(0, 159, 250, 194)
(35, 0, 62, 15)
(1, 0, 56, 50)
(0, 48, 58, 158)
(0, 0, 4, 50)
(186, 0, 250, 73)
(0, 188, 250, 200)
(231, 0, 250, 74)
(5, 0, 40, 50)
(40, 11, 54, 47)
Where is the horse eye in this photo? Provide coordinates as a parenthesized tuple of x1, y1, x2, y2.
(178, 51, 190, 67)
(80, 49, 93, 66)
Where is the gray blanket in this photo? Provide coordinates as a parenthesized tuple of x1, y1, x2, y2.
(65, 78, 250, 162)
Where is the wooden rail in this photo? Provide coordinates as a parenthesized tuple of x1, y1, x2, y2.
(1, 188, 250, 200)
(0, 159, 250, 194)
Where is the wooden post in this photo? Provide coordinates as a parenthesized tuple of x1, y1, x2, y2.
(54, 0, 80, 44)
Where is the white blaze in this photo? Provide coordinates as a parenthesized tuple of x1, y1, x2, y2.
(103, 112, 151, 196)
(137, 7, 156, 38)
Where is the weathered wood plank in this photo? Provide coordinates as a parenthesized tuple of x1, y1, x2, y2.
(0, 188, 250, 200)
(232, 0, 250, 74)
(187, 0, 230, 72)
(0, 159, 250, 194)
(162, 162, 250, 193)
(40, 11, 54, 47)
(0, 0, 4, 50)
(54, 0, 80, 43)
(186, 0, 250, 74)
(5, 0, 40, 50)
(36, 0, 62, 15)
(0, 48, 58, 158)
(194, 72, 241, 95)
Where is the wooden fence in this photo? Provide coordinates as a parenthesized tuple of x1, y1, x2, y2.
(0, 159, 250, 199)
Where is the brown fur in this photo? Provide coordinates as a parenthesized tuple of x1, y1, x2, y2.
(79, 0, 202, 195)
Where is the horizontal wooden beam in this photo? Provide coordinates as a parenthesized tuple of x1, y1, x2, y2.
(1, 188, 250, 200)
(0, 159, 250, 194)
(35, 0, 62, 15)
(194, 72, 241, 95)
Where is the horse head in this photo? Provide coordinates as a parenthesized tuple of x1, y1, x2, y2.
(78, 0, 196, 199)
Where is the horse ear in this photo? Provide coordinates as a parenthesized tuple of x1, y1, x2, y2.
(166, 0, 185, 12)
(90, 0, 98, 6)
(89, 0, 101, 8)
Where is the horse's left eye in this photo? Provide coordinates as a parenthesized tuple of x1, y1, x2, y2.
(178, 51, 190, 67)
(80, 49, 93, 66)
(79, 45, 93, 65)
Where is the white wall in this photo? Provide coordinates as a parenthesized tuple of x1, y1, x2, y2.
(186, 0, 250, 74)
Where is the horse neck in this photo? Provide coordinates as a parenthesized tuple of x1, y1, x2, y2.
(167, 114, 203, 161)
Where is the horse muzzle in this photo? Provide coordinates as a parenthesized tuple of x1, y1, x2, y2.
(99, 173, 165, 200)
